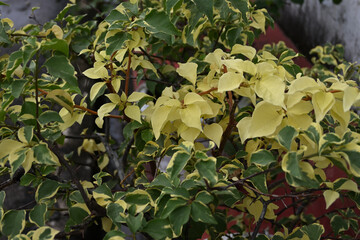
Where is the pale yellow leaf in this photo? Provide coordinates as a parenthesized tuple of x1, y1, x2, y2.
(323, 190, 339, 209)
(51, 25, 63, 39)
(249, 101, 284, 138)
(203, 123, 223, 146)
(83, 62, 109, 79)
(124, 105, 142, 123)
(255, 75, 285, 108)
(205, 49, 227, 71)
(330, 100, 350, 132)
(102, 217, 113, 233)
(335, 179, 359, 192)
(231, 44, 256, 60)
(180, 104, 202, 130)
(127, 92, 150, 102)
(312, 91, 335, 122)
(288, 76, 322, 94)
(98, 154, 109, 171)
(90, 82, 106, 101)
(111, 77, 122, 93)
(106, 93, 121, 104)
(343, 86, 358, 112)
(179, 126, 201, 142)
(237, 117, 252, 143)
(218, 72, 243, 92)
(69, 0, 76, 3)
(151, 106, 171, 139)
(183, 92, 205, 105)
(176, 62, 198, 85)
(250, 9, 266, 32)
(98, 103, 117, 120)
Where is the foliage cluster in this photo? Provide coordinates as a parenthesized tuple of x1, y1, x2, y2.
(0, 0, 359, 239)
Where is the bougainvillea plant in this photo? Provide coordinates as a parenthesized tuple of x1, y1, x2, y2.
(0, 0, 359, 239)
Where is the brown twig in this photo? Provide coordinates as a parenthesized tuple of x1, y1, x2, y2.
(125, 50, 132, 96)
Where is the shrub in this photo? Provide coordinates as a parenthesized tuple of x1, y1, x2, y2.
(0, 0, 359, 239)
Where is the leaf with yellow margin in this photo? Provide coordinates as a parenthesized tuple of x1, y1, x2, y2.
(32, 226, 59, 240)
(323, 190, 339, 209)
(203, 123, 223, 147)
(0, 139, 26, 160)
(46, 89, 74, 113)
(125, 105, 142, 123)
(312, 91, 335, 122)
(176, 62, 197, 86)
(218, 72, 243, 92)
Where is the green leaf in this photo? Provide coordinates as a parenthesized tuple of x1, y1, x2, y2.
(250, 150, 276, 166)
(0, 1, 9, 6)
(29, 204, 47, 227)
(166, 151, 191, 181)
(105, 9, 129, 24)
(42, 38, 69, 57)
(44, 54, 79, 91)
(161, 198, 187, 218)
(277, 126, 298, 151)
(10, 79, 28, 98)
(35, 179, 60, 203)
(103, 230, 126, 240)
(193, 0, 213, 23)
(141, 128, 154, 142)
(331, 215, 349, 235)
(107, 203, 125, 228)
(126, 213, 143, 233)
(1, 210, 26, 237)
(169, 205, 191, 237)
(38, 111, 64, 125)
(33, 144, 57, 165)
(244, 164, 268, 193)
(0, 21, 11, 44)
(143, 219, 173, 239)
(69, 205, 90, 225)
(144, 9, 180, 36)
(106, 32, 129, 55)
(282, 151, 302, 179)
(165, 0, 182, 15)
(227, 0, 248, 21)
(301, 223, 324, 240)
(191, 201, 217, 224)
(55, 3, 75, 21)
(6, 50, 23, 79)
(195, 156, 217, 185)
(195, 191, 213, 204)
(125, 189, 152, 206)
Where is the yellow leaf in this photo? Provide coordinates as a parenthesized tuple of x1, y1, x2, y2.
(237, 117, 252, 143)
(255, 75, 285, 108)
(151, 106, 171, 139)
(323, 190, 339, 209)
(127, 92, 150, 102)
(205, 49, 227, 71)
(106, 93, 121, 104)
(96, 103, 117, 128)
(179, 126, 201, 142)
(111, 77, 122, 93)
(180, 104, 202, 130)
(102, 217, 113, 233)
(124, 105, 142, 123)
(83, 62, 109, 79)
(312, 91, 335, 122)
(231, 44, 256, 60)
(249, 101, 284, 139)
(243, 197, 263, 222)
(0, 139, 25, 160)
(176, 62, 198, 85)
(218, 72, 244, 92)
(335, 179, 359, 192)
(51, 25, 63, 39)
(250, 9, 266, 32)
(69, 0, 76, 3)
(90, 82, 106, 101)
(203, 123, 223, 146)
(183, 92, 205, 105)
(343, 86, 358, 112)
(288, 76, 322, 94)
(330, 100, 350, 132)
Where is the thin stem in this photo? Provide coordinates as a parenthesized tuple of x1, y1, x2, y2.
(125, 50, 132, 96)
(10, 33, 46, 38)
(34, 51, 41, 135)
(251, 198, 268, 240)
(198, 87, 218, 96)
(212, 24, 225, 52)
(139, 47, 167, 81)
